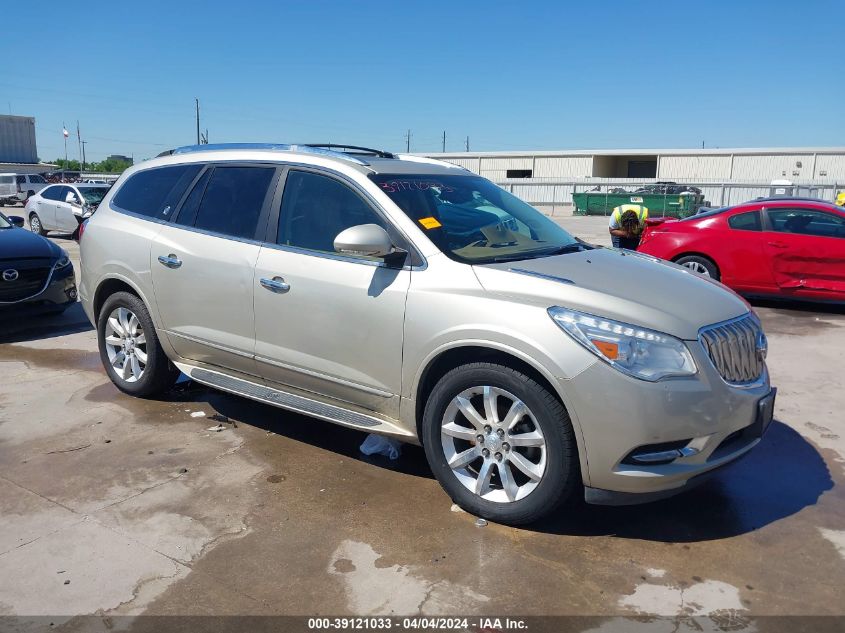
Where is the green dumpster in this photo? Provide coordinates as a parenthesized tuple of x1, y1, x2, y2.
(572, 192, 701, 218)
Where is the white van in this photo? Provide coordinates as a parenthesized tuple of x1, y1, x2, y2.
(0, 173, 49, 205)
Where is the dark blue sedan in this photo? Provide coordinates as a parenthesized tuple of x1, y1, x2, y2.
(0, 211, 77, 315)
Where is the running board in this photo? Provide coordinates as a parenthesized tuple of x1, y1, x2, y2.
(184, 366, 413, 437)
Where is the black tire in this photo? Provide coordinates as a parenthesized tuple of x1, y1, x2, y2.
(422, 362, 579, 525)
(96, 291, 179, 397)
(28, 213, 46, 236)
(674, 255, 720, 281)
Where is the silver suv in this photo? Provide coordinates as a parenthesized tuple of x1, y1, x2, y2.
(80, 143, 775, 524)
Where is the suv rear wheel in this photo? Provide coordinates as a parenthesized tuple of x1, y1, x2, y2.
(422, 362, 579, 525)
(96, 291, 179, 397)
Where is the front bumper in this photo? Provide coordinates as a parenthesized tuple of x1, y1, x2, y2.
(563, 340, 773, 503)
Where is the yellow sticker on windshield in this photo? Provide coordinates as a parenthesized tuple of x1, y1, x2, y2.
(418, 216, 442, 229)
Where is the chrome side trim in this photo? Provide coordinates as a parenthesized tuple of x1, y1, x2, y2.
(508, 268, 575, 285)
(254, 354, 393, 399)
(190, 367, 400, 431)
(629, 446, 700, 464)
(166, 331, 254, 359)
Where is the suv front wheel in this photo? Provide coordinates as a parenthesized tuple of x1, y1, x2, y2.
(422, 362, 579, 525)
(96, 291, 179, 397)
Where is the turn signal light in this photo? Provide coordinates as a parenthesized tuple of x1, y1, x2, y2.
(592, 339, 619, 360)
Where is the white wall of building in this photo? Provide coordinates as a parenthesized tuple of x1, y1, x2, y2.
(657, 155, 733, 180)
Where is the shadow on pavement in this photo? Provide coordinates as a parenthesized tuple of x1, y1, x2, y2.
(533, 421, 833, 542)
(750, 296, 845, 315)
(0, 302, 93, 344)
(173, 384, 436, 480)
(165, 378, 835, 543)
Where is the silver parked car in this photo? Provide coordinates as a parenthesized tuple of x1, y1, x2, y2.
(79, 143, 775, 524)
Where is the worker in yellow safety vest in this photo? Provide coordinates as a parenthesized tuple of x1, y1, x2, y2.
(609, 204, 649, 250)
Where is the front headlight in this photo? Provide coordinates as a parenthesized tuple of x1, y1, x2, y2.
(54, 250, 71, 269)
(548, 307, 696, 381)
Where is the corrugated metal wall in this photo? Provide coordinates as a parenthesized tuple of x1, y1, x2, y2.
(441, 157, 479, 172)
(731, 154, 813, 181)
(535, 156, 592, 178)
(0, 116, 38, 163)
(658, 155, 732, 179)
(814, 154, 845, 181)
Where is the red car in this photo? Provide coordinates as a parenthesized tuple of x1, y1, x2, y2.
(637, 198, 845, 302)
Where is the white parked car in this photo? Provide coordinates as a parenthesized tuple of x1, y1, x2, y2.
(25, 183, 111, 237)
(0, 173, 49, 205)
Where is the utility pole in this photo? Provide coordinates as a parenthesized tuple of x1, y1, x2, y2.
(196, 98, 201, 145)
(62, 121, 68, 182)
(81, 141, 87, 171)
(405, 129, 411, 152)
(465, 136, 469, 152)
(76, 121, 82, 169)
(442, 130, 446, 152)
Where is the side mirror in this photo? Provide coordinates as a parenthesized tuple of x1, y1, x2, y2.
(65, 192, 79, 205)
(334, 224, 394, 258)
(8, 215, 25, 228)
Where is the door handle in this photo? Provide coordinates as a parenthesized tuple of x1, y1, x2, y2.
(157, 254, 183, 269)
(767, 241, 788, 249)
(260, 276, 291, 293)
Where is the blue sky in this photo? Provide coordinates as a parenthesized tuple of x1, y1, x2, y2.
(3, 0, 843, 162)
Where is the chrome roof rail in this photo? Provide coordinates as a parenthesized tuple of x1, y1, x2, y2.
(164, 143, 371, 166)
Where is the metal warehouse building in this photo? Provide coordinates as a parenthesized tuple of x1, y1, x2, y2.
(422, 147, 845, 209)
(0, 115, 38, 164)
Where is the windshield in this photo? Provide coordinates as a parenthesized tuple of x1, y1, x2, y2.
(0, 213, 10, 229)
(370, 174, 581, 263)
(79, 187, 109, 205)
(79, 187, 110, 204)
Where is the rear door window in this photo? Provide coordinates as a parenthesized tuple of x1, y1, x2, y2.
(16, 176, 25, 184)
(112, 164, 202, 220)
(173, 168, 211, 228)
(728, 210, 761, 231)
(41, 185, 62, 201)
(191, 166, 275, 240)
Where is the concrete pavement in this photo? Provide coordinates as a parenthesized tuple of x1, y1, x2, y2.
(0, 213, 844, 629)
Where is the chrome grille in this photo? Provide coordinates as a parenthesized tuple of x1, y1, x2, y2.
(699, 314, 765, 384)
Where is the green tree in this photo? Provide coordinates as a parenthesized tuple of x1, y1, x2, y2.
(53, 158, 81, 171)
(91, 158, 132, 174)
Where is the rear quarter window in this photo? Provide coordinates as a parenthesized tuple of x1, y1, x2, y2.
(112, 164, 202, 220)
(728, 210, 761, 231)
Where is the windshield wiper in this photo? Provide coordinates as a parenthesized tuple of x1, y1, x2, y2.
(544, 243, 589, 255)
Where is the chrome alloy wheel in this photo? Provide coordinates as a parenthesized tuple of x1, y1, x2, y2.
(681, 260, 711, 276)
(440, 386, 547, 503)
(104, 307, 147, 383)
